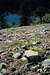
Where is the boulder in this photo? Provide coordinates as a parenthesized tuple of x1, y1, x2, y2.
(42, 59, 50, 68)
(24, 50, 38, 62)
(24, 50, 38, 57)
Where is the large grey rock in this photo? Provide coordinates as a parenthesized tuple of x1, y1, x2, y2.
(42, 59, 50, 68)
(24, 50, 39, 62)
(24, 50, 38, 57)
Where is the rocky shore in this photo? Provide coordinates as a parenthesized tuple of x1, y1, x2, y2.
(0, 24, 50, 75)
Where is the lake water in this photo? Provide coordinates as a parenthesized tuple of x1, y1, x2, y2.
(4, 13, 35, 24)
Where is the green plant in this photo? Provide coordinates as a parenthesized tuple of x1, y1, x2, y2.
(42, 14, 50, 23)
(0, 17, 10, 29)
(32, 47, 44, 56)
(20, 16, 32, 26)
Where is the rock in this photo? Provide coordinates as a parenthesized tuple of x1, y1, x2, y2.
(3, 33, 6, 37)
(1, 69, 7, 74)
(30, 65, 37, 71)
(46, 47, 50, 55)
(37, 73, 41, 75)
(8, 52, 13, 57)
(22, 36, 25, 39)
(0, 63, 6, 69)
(42, 59, 50, 68)
(36, 41, 41, 44)
(13, 70, 20, 75)
(21, 45, 28, 50)
(37, 69, 42, 73)
(11, 67, 16, 72)
(0, 32, 2, 35)
(13, 37, 16, 41)
(46, 51, 50, 55)
(13, 52, 21, 59)
(24, 50, 38, 62)
(46, 47, 50, 50)
(24, 50, 38, 57)
(0, 38, 2, 41)
(2, 64, 6, 69)
(6, 39, 12, 43)
(0, 73, 2, 75)
(29, 64, 40, 72)
(21, 45, 25, 48)
(21, 57, 28, 62)
(32, 42, 37, 45)
(20, 50, 24, 54)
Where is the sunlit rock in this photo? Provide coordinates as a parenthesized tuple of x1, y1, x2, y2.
(21, 56, 28, 62)
(24, 50, 38, 57)
(13, 52, 21, 59)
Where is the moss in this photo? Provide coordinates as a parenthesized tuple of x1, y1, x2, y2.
(27, 39, 33, 46)
(32, 47, 44, 56)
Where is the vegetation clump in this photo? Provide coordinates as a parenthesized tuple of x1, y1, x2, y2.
(32, 47, 44, 56)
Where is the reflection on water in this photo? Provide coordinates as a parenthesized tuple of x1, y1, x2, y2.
(4, 14, 21, 24)
(4, 13, 35, 25)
